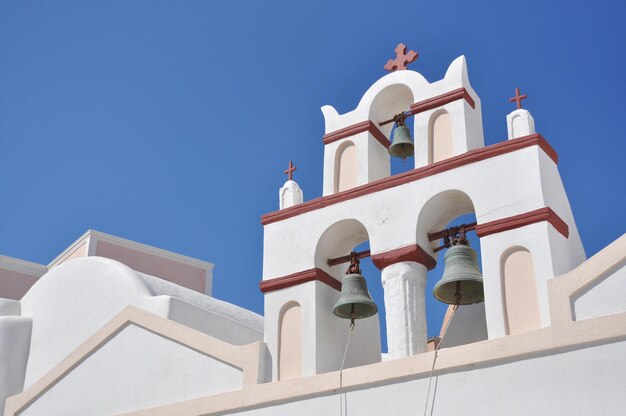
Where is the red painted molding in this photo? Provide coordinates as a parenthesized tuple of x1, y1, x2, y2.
(476, 207, 569, 239)
(410, 87, 476, 114)
(322, 120, 391, 149)
(259, 268, 341, 293)
(371, 244, 437, 271)
(262, 134, 557, 225)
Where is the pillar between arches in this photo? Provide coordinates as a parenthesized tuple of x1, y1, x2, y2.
(371, 244, 435, 358)
(380, 261, 428, 358)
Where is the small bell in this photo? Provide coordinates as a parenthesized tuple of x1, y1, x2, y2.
(333, 252, 378, 321)
(433, 239, 484, 306)
(388, 114, 414, 160)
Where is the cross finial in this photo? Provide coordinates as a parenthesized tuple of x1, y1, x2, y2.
(283, 161, 297, 181)
(509, 87, 528, 109)
(384, 43, 419, 72)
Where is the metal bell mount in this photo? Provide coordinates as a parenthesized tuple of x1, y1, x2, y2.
(388, 113, 414, 160)
(332, 251, 378, 323)
(433, 228, 484, 306)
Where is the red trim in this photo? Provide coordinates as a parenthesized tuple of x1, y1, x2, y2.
(262, 134, 558, 225)
(476, 207, 569, 239)
(371, 244, 437, 271)
(259, 268, 341, 293)
(322, 121, 391, 149)
(410, 87, 476, 114)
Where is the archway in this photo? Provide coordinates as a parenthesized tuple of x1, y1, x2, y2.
(314, 220, 384, 355)
(416, 190, 487, 349)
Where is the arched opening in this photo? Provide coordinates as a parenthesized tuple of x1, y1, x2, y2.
(501, 248, 540, 335)
(314, 220, 383, 358)
(429, 110, 453, 163)
(278, 301, 302, 380)
(416, 190, 487, 349)
(334, 141, 357, 193)
(368, 83, 416, 177)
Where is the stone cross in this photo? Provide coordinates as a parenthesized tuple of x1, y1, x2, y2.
(509, 87, 528, 109)
(384, 43, 419, 72)
(283, 161, 297, 181)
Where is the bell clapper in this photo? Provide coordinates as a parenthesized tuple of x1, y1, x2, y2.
(453, 280, 462, 311)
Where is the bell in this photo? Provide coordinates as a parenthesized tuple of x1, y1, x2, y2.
(333, 251, 378, 320)
(433, 243, 484, 305)
(388, 125, 414, 160)
(333, 273, 378, 320)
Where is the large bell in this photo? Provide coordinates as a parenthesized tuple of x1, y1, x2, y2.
(333, 272, 378, 320)
(433, 243, 484, 305)
(388, 125, 414, 160)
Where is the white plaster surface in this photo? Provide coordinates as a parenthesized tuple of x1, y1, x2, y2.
(226, 340, 626, 416)
(19, 324, 243, 416)
(18, 257, 262, 390)
(321, 56, 484, 194)
(279, 180, 303, 209)
(507, 108, 535, 139)
(264, 146, 562, 281)
(20, 257, 154, 388)
(138, 272, 263, 344)
(573, 262, 626, 321)
(439, 303, 488, 348)
(264, 143, 584, 344)
(0, 299, 20, 316)
(0, 317, 32, 412)
(381, 261, 427, 357)
(263, 281, 380, 380)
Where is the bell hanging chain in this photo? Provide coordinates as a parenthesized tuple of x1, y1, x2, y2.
(428, 222, 478, 253)
(346, 251, 361, 275)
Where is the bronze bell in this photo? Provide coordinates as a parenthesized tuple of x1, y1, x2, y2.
(388, 113, 414, 160)
(388, 125, 414, 160)
(433, 242, 484, 305)
(333, 252, 378, 321)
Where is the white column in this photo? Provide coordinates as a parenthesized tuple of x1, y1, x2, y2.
(381, 261, 428, 358)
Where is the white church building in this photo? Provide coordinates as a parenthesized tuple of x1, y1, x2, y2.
(1, 45, 625, 415)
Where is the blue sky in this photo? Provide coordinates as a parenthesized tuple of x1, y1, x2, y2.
(1, 1, 624, 351)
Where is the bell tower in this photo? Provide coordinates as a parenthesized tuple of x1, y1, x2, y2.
(260, 45, 586, 379)
(320, 50, 484, 198)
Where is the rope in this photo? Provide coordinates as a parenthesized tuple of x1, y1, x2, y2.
(339, 320, 355, 416)
(422, 303, 459, 416)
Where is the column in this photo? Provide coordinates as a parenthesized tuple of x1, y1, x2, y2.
(381, 261, 428, 358)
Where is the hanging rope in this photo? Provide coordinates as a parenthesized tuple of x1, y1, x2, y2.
(339, 320, 355, 416)
(421, 301, 460, 416)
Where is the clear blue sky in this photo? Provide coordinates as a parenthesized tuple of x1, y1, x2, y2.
(1, 1, 624, 351)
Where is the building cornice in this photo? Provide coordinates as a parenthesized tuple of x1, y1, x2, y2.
(262, 134, 558, 226)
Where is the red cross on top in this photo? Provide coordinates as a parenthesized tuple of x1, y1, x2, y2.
(509, 87, 528, 109)
(384, 43, 419, 72)
(283, 161, 297, 181)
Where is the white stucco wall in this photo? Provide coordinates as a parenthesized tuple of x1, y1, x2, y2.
(0, 316, 32, 412)
(20, 257, 155, 388)
(573, 262, 626, 321)
(138, 272, 263, 345)
(19, 324, 243, 416)
(264, 281, 380, 380)
(264, 144, 583, 342)
(264, 146, 561, 281)
(226, 340, 626, 416)
(18, 257, 263, 391)
(439, 303, 488, 348)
